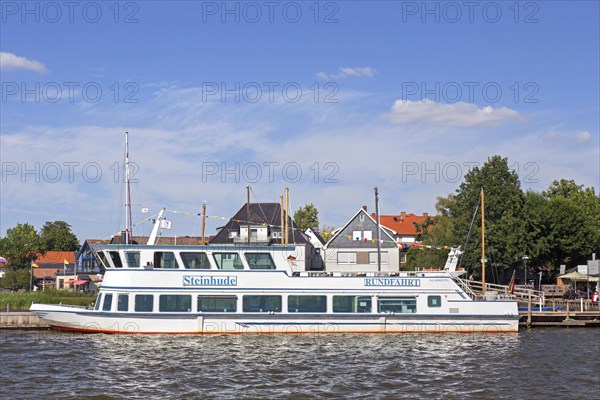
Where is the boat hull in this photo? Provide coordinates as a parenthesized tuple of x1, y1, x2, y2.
(31, 304, 519, 334)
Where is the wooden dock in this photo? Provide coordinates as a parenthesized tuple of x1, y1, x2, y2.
(519, 310, 600, 328)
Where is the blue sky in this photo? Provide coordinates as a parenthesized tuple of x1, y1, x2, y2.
(1, 1, 599, 241)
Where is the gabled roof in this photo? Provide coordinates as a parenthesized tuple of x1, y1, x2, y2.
(306, 228, 326, 245)
(35, 251, 76, 264)
(372, 212, 431, 236)
(326, 207, 397, 247)
(210, 202, 309, 245)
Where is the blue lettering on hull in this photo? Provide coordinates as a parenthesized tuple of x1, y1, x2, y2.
(364, 278, 420, 287)
(183, 276, 237, 286)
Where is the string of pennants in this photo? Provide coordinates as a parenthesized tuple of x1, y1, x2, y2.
(104, 208, 450, 250)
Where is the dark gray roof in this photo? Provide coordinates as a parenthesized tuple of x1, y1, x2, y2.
(210, 202, 309, 245)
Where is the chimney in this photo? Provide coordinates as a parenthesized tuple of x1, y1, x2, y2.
(423, 212, 428, 217)
(362, 205, 367, 212)
(400, 211, 406, 219)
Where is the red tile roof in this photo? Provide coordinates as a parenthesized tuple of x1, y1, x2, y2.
(371, 212, 431, 236)
(35, 251, 76, 264)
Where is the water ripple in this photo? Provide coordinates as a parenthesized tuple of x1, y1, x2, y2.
(0, 329, 598, 399)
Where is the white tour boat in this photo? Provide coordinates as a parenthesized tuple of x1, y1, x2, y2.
(30, 236, 520, 334)
(30, 133, 519, 334)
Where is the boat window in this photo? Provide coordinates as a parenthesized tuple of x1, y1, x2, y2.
(245, 253, 276, 270)
(98, 252, 110, 269)
(369, 252, 388, 265)
(198, 296, 237, 312)
(125, 252, 140, 268)
(180, 252, 211, 269)
(243, 295, 282, 312)
(109, 251, 123, 268)
(378, 297, 416, 314)
(135, 294, 154, 312)
(333, 296, 372, 313)
(213, 253, 244, 270)
(288, 295, 327, 313)
(102, 293, 113, 311)
(118, 294, 129, 311)
(94, 294, 103, 310)
(337, 252, 356, 264)
(153, 252, 180, 269)
(428, 295, 442, 308)
(160, 295, 192, 312)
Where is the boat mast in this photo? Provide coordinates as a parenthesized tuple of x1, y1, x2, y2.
(201, 202, 206, 245)
(481, 188, 485, 295)
(279, 194, 284, 245)
(125, 131, 133, 244)
(247, 186, 251, 246)
(285, 187, 289, 245)
(375, 186, 381, 272)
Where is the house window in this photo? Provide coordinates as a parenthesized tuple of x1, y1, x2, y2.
(369, 252, 389, 264)
(228, 231, 238, 239)
(400, 253, 407, 264)
(337, 252, 357, 264)
(352, 231, 362, 241)
(272, 231, 281, 238)
(363, 230, 372, 241)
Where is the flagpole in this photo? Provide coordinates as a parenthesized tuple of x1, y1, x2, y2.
(30, 260, 33, 292)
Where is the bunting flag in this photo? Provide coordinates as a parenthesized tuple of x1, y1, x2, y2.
(0, 256, 7, 263)
(160, 219, 172, 229)
(141, 208, 149, 213)
(509, 270, 516, 294)
(31, 261, 39, 268)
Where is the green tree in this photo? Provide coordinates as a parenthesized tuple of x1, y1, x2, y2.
(405, 248, 450, 271)
(293, 204, 319, 231)
(449, 155, 526, 276)
(320, 225, 336, 242)
(39, 221, 80, 251)
(0, 223, 44, 270)
(0, 269, 31, 290)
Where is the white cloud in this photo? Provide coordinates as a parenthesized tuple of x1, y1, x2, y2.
(316, 67, 377, 80)
(0, 52, 47, 73)
(385, 100, 524, 127)
(576, 130, 591, 143)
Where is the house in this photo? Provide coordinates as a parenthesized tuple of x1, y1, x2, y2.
(325, 206, 400, 272)
(372, 211, 431, 264)
(210, 202, 316, 271)
(76, 239, 109, 274)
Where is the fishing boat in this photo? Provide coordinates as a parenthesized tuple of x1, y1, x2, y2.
(30, 134, 520, 334)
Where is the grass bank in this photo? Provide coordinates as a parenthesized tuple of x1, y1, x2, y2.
(0, 291, 96, 311)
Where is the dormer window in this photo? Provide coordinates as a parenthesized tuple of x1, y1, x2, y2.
(228, 231, 238, 239)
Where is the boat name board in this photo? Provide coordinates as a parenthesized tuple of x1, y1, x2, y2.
(364, 278, 420, 287)
(183, 275, 237, 287)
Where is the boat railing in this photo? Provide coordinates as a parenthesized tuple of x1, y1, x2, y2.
(462, 279, 546, 303)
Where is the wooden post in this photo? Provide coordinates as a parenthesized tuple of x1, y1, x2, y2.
(481, 188, 485, 295)
(527, 293, 532, 328)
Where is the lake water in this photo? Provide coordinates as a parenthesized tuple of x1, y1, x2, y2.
(1, 329, 598, 399)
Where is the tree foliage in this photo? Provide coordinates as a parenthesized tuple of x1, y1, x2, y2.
(449, 156, 526, 274)
(320, 225, 336, 242)
(293, 204, 319, 231)
(0, 223, 44, 270)
(39, 221, 80, 251)
(0, 269, 31, 290)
